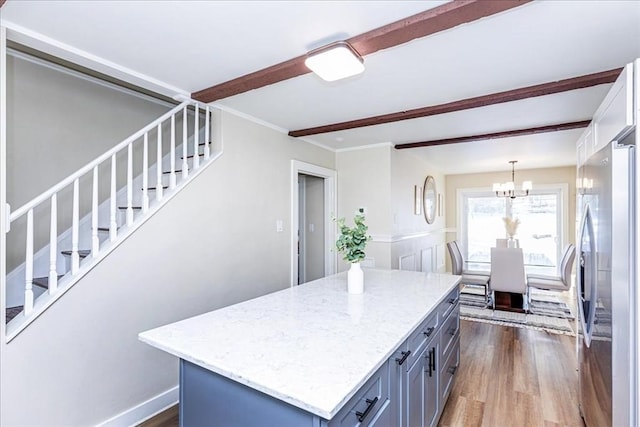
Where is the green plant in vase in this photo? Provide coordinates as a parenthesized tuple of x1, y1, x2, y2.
(335, 211, 371, 293)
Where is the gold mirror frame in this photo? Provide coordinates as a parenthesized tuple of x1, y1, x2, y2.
(423, 175, 437, 224)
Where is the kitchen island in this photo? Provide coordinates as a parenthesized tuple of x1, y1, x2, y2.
(139, 268, 461, 426)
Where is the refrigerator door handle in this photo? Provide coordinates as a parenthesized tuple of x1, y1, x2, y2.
(577, 204, 597, 347)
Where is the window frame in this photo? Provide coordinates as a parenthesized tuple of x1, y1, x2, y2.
(456, 183, 569, 270)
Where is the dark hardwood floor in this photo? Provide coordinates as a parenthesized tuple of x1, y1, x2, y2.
(140, 320, 583, 427)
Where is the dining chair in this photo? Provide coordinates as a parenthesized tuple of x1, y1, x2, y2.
(526, 244, 576, 305)
(490, 247, 527, 311)
(446, 240, 490, 301)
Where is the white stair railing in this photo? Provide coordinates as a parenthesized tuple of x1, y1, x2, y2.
(5, 99, 219, 338)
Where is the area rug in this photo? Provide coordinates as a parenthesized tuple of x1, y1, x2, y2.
(459, 285, 576, 336)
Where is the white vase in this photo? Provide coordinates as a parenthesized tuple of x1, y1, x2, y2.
(347, 262, 364, 294)
(507, 236, 516, 248)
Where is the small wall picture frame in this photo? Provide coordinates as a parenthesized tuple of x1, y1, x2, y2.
(414, 185, 422, 215)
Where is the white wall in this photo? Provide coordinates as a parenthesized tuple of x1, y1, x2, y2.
(389, 149, 447, 272)
(336, 145, 447, 272)
(0, 110, 335, 426)
(336, 145, 392, 270)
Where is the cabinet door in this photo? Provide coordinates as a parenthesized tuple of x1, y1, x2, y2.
(593, 63, 634, 153)
(367, 398, 392, 427)
(405, 350, 425, 427)
(424, 342, 439, 427)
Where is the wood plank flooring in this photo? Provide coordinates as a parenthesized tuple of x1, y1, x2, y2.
(139, 320, 583, 427)
(438, 320, 583, 427)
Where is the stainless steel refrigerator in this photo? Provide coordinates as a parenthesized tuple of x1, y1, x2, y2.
(577, 61, 637, 427)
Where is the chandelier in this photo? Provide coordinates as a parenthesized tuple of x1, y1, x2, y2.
(493, 160, 532, 199)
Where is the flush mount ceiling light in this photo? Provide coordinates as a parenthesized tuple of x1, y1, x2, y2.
(304, 41, 365, 82)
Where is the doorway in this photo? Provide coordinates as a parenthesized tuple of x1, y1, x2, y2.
(290, 161, 336, 286)
(298, 174, 325, 284)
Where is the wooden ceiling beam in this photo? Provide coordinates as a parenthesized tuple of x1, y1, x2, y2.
(192, 0, 531, 103)
(288, 68, 621, 137)
(394, 120, 591, 149)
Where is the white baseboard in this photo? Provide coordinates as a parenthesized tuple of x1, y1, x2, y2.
(96, 386, 178, 427)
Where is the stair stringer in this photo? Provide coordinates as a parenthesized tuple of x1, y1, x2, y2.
(5, 126, 206, 308)
(5, 107, 223, 341)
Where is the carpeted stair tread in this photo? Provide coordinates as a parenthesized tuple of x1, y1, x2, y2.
(6, 306, 23, 324)
(61, 249, 91, 258)
(33, 275, 64, 289)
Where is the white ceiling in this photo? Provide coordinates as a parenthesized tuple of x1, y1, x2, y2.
(2, 0, 640, 175)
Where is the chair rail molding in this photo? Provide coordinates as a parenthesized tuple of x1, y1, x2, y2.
(370, 227, 454, 243)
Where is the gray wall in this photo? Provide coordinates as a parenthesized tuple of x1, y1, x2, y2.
(0, 110, 335, 426)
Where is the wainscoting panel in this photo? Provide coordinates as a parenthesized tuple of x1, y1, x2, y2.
(436, 243, 446, 272)
(421, 247, 434, 273)
(398, 253, 417, 271)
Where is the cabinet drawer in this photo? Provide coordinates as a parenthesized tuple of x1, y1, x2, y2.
(439, 336, 460, 404)
(329, 361, 390, 427)
(440, 305, 459, 360)
(404, 311, 438, 369)
(439, 287, 459, 322)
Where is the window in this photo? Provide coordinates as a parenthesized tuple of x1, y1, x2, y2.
(458, 185, 567, 273)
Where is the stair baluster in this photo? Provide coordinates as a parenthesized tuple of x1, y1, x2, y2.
(142, 133, 149, 213)
(91, 167, 99, 257)
(71, 179, 80, 274)
(156, 123, 163, 201)
(193, 104, 200, 169)
(169, 114, 177, 189)
(182, 106, 189, 179)
(49, 194, 58, 293)
(109, 154, 117, 242)
(126, 142, 134, 226)
(204, 106, 210, 160)
(24, 209, 34, 315)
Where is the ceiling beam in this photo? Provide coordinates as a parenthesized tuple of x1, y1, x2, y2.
(192, 0, 531, 103)
(288, 68, 621, 137)
(394, 120, 591, 149)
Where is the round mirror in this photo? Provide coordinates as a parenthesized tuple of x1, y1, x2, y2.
(423, 176, 437, 224)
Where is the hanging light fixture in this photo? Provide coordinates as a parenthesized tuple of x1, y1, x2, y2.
(493, 160, 532, 199)
(304, 41, 365, 82)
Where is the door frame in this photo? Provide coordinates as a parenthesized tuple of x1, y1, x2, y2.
(290, 160, 337, 287)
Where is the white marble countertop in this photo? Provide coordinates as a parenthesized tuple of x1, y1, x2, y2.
(139, 268, 460, 420)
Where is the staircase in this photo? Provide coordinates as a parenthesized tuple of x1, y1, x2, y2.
(4, 100, 222, 340)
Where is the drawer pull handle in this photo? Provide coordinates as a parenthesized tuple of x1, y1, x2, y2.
(448, 365, 458, 375)
(448, 327, 458, 336)
(395, 350, 411, 365)
(425, 347, 436, 377)
(448, 297, 459, 305)
(355, 396, 379, 422)
(423, 327, 435, 337)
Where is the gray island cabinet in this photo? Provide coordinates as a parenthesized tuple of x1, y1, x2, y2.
(139, 269, 461, 427)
